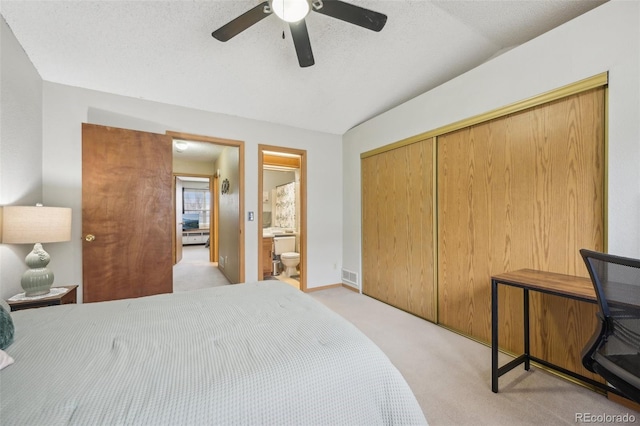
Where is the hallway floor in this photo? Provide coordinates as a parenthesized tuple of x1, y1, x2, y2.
(173, 245, 230, 292)
(174, 245, 300, 292)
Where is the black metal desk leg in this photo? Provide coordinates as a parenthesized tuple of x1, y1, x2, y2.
(491, 278, 499, 392)
(523, 288, 530, 371)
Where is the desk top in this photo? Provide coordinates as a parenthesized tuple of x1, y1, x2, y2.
(492, 269, 596, 303)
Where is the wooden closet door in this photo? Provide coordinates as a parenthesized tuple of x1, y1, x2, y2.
(437, 88, 605, 378)
(362, 138, 436, 321)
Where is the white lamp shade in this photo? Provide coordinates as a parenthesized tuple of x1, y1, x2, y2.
(272, 0, 310, 23)
(1, 206, 72, 244)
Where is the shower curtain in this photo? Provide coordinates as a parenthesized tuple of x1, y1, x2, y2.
(274, 182, 296, 229)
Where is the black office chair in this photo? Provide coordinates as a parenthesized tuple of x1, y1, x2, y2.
(580, 249, 640, 403)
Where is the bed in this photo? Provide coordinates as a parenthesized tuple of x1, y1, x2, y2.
(1, 281, 427, 425)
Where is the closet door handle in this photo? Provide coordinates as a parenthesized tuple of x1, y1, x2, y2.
(85, 234, 96, 242)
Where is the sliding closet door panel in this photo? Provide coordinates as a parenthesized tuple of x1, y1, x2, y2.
(362, 138, 436, 321)
(437, 125, 493, 337)
(438, 88, 604, 378)
(403, 140, 435, 318)
(361, 155, 380, 299)
(527, 89, 605, 375)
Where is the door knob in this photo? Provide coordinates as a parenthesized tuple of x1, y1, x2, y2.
(85, 234, 96, 242)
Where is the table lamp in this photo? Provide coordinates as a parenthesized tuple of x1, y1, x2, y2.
(1, 204, 72, 296)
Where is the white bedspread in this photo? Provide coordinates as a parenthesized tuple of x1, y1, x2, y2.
(1, 281, 427, 425)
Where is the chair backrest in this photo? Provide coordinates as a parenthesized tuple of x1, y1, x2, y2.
(580, 249, 640, 402)
(580, 249, 640, 320)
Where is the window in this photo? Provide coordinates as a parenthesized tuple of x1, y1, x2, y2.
(183, 188, 210, 228)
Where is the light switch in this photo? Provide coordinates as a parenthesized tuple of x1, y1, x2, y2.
(248, 211, 254, 221)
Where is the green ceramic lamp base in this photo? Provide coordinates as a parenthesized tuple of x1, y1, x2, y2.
(21, 243, 54, 297)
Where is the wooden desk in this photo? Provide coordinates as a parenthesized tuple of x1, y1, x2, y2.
(491, 269, 607, 393)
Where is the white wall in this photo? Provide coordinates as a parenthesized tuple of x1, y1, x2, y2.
(39, 83, 343, 298)
(342, 1, 640, 286)
(0, 17, 44, 299)
(173, 158, 216, 176)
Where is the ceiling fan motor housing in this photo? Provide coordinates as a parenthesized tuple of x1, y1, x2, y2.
(212, 0, 387, 67)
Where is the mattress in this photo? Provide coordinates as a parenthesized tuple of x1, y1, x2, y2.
(1, 281, 427, 425)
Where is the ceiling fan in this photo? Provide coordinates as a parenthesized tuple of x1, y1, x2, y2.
(212, 0, 387, 68)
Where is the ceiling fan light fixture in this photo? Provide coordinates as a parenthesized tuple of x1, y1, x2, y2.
(271, 0, 310, 23)
(212, 0, 387, 68)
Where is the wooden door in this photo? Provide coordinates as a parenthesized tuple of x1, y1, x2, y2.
(361, 138, 436, 321)
(82, 123, 173, 302)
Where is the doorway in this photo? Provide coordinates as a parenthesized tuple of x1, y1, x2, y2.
(173, 173, 230, 292)
(169, 131, 245, 285)
(258, 145, 307, 291)
(174, 175, 213, 264)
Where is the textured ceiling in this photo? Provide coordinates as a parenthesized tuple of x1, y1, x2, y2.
(1, 0, 606, 135)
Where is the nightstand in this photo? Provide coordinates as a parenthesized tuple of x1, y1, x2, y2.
(7, 285, 78, 312)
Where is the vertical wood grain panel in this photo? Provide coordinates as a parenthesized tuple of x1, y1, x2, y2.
(529, 89, 605, 375)
(405, 142, 435, 316)
(361, 156, 380, 298)
(437, 125, 493, 337)
(362, 138, 436, 321)
(438, 88, 604, 378)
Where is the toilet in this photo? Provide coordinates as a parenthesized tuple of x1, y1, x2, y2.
(273, 236, 300, 278)
(280, 253, 300, 277)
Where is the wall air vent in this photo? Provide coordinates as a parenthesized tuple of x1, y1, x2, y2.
(341, 268, 359, 288)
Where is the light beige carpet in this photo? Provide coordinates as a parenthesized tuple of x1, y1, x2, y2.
(310, 286, 640, 426)
(170, 260, 638, 425)
(173, 245, 230, 292)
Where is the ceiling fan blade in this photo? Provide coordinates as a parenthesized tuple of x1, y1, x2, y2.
(313, 0, 387, 32)
(289, 20, 315, 68)
(212, 1, 271, 42)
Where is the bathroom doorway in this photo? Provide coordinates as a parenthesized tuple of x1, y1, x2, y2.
(258, 145, 307, 291)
